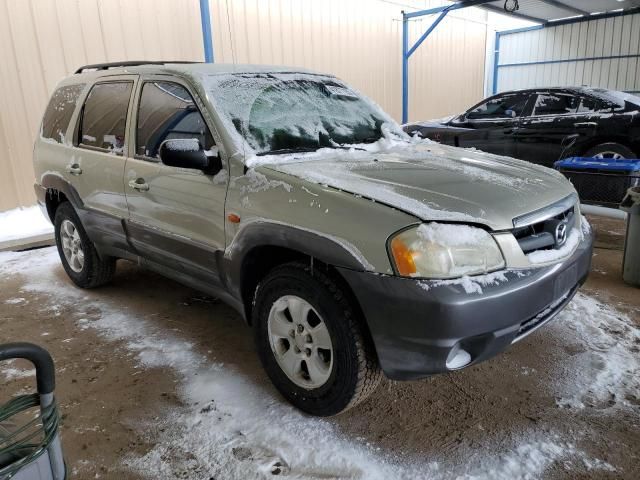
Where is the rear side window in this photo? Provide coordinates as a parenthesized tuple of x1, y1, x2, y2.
(136, 81, 214, 159)
(41, 84, 85, 143)
(79, 81, 133, 155)
(467, 93, 530, 120)
(533, 94, 579, 116)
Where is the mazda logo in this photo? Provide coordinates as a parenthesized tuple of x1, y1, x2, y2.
(555, 222, 568, 247)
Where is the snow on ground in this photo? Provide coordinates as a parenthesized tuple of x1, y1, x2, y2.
(0, 360, 35, 381)
(0, 247, 627, 479)
(550, 293, 640, 410)
(0, 206, 53, 243)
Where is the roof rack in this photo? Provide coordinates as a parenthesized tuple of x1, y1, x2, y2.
(74, 60, 200, 74)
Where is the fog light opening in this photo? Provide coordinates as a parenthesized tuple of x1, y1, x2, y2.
(446, 345, 472, 370)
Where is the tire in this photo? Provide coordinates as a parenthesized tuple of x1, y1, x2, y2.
(253, 262, 382, 416)
(584, 142, 636, 160)
(54, 202, 116, 288)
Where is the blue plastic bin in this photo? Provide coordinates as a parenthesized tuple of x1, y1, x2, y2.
(554, 157, 640, 207)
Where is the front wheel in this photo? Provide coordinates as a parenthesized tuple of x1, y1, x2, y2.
(253, 263, 382, 416)
(54, 202, 116, 288)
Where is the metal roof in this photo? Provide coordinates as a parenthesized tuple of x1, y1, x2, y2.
(454, 0, 640, 23)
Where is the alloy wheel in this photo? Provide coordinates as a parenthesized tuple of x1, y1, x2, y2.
(60, 219, 84, 273)
(267, 295, 333, 389)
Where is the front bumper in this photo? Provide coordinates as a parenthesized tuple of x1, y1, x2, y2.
(338, 229, 593, 380)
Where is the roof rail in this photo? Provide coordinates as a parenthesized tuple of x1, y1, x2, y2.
(74, 60, 200, 74)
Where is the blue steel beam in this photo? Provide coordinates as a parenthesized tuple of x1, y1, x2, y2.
(404, 0, 497, 19)
(200, 0, 215, 63)
(401, 0, 497, 123)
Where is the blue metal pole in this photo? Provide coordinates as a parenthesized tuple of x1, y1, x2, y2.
(492, 31, 500, 95)
(200, 0, 215, 63)
(407, 10, 449, 58)
(402, 11, 409, 124)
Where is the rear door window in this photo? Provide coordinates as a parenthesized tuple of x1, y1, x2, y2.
(466, 93, 530, 120)
(532, 93, 580, 116)
(136, 81, 214, 159)
(41, 84, 85, 143)
(78, 81, 133, 155)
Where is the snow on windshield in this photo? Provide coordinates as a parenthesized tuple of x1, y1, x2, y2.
(205, 73, 405, 155)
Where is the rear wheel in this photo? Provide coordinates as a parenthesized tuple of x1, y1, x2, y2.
(54, 202, 116, 288)
(253, 263, 382, 416)
(584, 142, 636, 160)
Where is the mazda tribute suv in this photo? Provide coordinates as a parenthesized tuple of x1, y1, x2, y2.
(33, 62, 593, 416)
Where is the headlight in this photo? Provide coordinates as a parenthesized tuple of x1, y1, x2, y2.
(389, 223, 505, 279)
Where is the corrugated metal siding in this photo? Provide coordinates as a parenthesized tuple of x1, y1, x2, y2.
(0, 0, 488, 211)
(496, 13, 640, 94)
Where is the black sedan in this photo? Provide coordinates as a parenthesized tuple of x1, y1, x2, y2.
(404, 87, 640, 168)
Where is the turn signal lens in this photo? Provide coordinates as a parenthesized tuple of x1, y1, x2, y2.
(390, 236, 417, 276)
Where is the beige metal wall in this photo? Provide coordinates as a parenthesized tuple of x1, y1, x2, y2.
(0, 0, 203, 212)
(210, 0, 488, 121)
(0, 0, 487, 211)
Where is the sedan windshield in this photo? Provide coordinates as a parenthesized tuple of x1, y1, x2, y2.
(207, 73, 403, 155)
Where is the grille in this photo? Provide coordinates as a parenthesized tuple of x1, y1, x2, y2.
(559, 169, 640, 207)
(512, 205, 576, 254)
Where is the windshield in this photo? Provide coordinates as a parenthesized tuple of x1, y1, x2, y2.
(207, 73, 404, 155)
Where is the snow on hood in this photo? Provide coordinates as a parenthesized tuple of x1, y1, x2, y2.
(255, 137, 574, 230)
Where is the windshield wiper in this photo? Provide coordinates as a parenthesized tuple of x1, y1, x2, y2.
(256, 147, 320, 156)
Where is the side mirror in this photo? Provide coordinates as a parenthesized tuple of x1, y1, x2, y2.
(505, 109, 517, 118)
(454, 114, 467, 123)
(159, 139, 222, 175)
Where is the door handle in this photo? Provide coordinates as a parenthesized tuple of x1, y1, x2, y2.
(574, 122, 597, 128)
(66, 164, 82, 175)
(129, 179, 150, 191)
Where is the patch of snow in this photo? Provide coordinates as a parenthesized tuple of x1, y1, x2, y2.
(239, 169, 292, 194)
(416, 222, 491, 247)
(419, 271, 511, 295)
(0, 360, 35, 381)
(0, 247, 620, 479)
(163, 138, 200, 152)
(552, 293, 640, 410)
(527, 227, 582, 265)
(4, 297, 27, 305)
(275, 159, 482, 224)
(455, 436, 614, 480)
(0, 206, 53, 243)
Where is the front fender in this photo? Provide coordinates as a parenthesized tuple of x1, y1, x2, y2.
(221, 220, 373, 301)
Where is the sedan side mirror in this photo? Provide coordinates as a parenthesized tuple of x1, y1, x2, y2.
(159, 139, 222, 175)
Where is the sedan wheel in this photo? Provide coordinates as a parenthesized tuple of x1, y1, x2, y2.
(593, 152, 625, 160)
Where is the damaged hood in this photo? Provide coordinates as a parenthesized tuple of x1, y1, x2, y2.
(265, 142, 576, 231)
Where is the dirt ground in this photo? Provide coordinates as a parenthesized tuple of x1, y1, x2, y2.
(1, 214, 638, 479)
